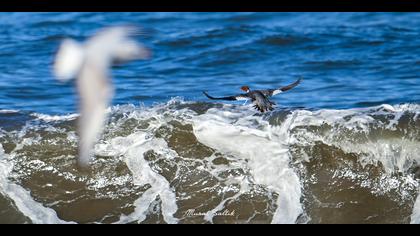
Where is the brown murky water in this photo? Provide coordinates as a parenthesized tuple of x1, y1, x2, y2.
(0, 101, 419, 223)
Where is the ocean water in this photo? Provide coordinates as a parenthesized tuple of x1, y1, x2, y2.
(0, 12, 419, 224)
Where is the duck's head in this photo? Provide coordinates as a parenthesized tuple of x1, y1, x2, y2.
(240, 86, 250, 93)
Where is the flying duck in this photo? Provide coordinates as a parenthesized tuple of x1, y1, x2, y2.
(203, 78, 302, 112)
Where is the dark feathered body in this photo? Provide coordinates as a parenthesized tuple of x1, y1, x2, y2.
(202, 78, 302, 113)
(247, 90, 276, 112)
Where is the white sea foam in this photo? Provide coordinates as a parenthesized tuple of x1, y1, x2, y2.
(31, 113, 79, 122)
(96, 132, 179, 224)
(287, 104, 420, 173)
(193, 107, 303, 224)
(2, 100, 419, 224)
(105, 101, 419, 223)
(0, 109, 19, 113)
(0, 144, 73, 224)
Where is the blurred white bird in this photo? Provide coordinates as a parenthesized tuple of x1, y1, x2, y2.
(53, 26, 151, 169)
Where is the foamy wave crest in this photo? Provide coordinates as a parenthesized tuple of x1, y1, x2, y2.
(97, 99, 300, 223)
(31, 113, 79, 122)
(284, 104, 420, 173)
(193, 107, 303, 223)
(0, 109, 19, 114)
(0, 100, 419, 223)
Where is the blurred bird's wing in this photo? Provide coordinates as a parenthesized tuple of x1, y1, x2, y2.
(202, 91, 250, 101)
(86, 26, 151, 63)
(53, 39, 85, 81)
(261, 78, 302, 97)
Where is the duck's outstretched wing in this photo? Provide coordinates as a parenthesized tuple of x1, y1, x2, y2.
(261, 78, 302, 97)
(203, 91, 250, 101)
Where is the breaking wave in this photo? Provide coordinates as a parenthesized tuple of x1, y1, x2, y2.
(0, 99, 419, 223)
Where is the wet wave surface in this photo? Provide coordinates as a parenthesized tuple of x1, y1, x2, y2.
(0, 100, 419, 223)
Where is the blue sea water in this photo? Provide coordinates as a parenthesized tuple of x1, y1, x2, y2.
(0, 12, 419, 114)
